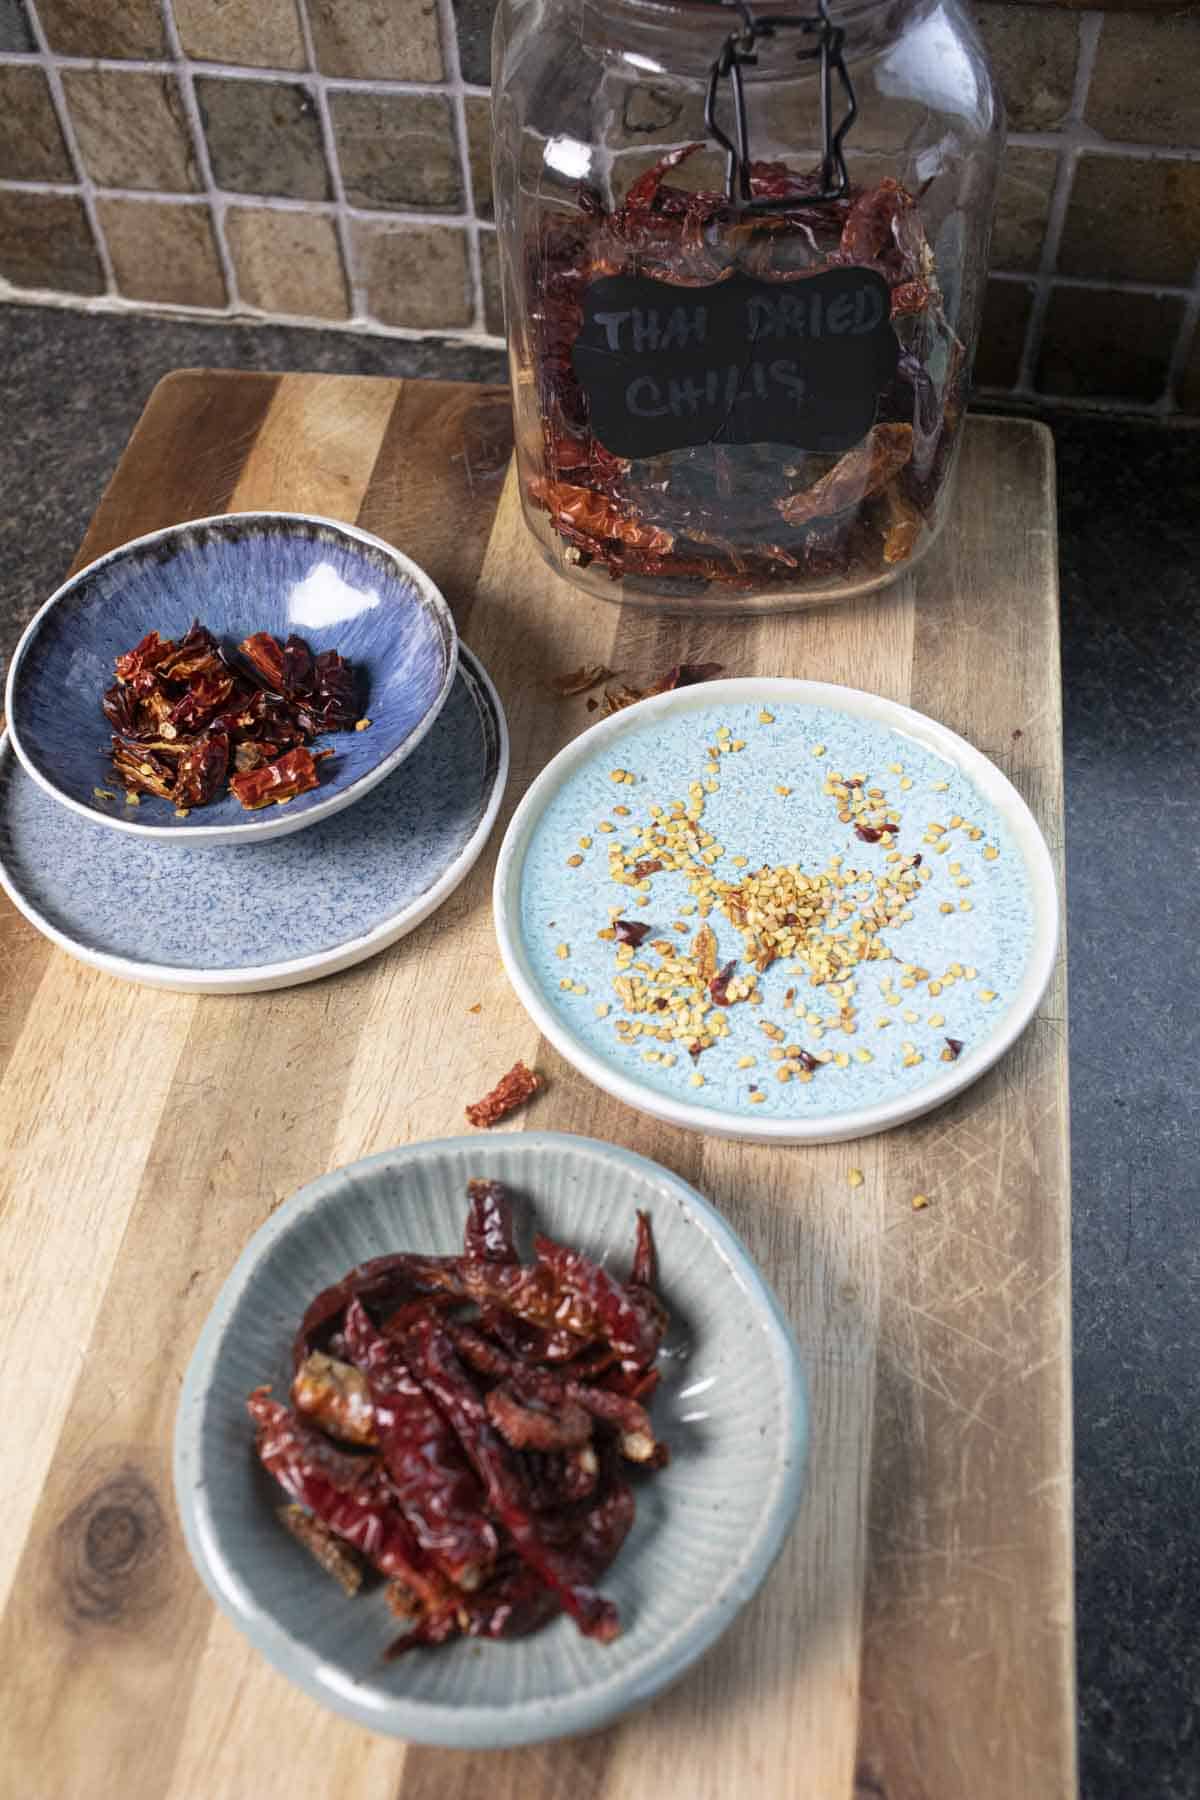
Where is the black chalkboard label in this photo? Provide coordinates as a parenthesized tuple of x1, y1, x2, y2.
(571, 268, 899, 459)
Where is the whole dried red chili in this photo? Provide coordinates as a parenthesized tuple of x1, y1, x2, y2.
(343, 1300, 498, 1592)
(401, 1315, 621, 1643)
(247, 1389, 460, 1627)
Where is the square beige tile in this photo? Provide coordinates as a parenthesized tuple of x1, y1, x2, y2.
(36, 0, 166, 56)
(974, 279, 1032, 389)
(63, 71, 199, 193)
(991, 147, 1058, 273)
(227, 207, 349, 319)
(307, 0, 442, 82)
(196, 77, 330, 201)
(0, 66, 73, 183)
(99, 199, 227, 308)
(466, 96, 493, 221)
(331, 92, 461, 212)
(974, 4, 1079, 132)
(1087, 13, 1200, 148)
(1058, 155, 1200, 287)
(1037, 286, 1182, 403)
(174, 0, 306, 69)
(480, 229, 503, 335)
(0, 190, 104, 294)
(352, 221, 472, 329)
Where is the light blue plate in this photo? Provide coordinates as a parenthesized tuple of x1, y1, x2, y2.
(495, 678, 1058, 1144)
(4, 511, 458, 844)
(0, 645, 506, 993)
(173, 1132, 808, 1748)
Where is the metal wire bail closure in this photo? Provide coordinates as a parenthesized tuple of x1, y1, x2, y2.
(704, 0, 858, 210)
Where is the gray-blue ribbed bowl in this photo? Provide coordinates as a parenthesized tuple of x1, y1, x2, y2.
(4, 511, 457, 845)
(174, 1133, 808, 1748)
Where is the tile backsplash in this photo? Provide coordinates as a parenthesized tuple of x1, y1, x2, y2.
(0, 0, 1198, 416)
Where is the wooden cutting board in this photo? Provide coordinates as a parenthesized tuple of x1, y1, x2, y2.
(0, 373, 1076, 1800)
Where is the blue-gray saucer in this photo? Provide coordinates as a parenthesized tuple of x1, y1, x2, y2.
(0, 645, 506, 993)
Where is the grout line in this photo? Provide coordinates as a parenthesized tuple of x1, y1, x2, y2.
(0, 277, 508, 345)
(0, 176, 484, 231)
(1007, 131, 1200, 165)
(1016, 11, 1102, 398)
(293, 0, 368, 320)
(991, 268, 1198, 303)
(0, 50, 451, 89)
(159, 0, 241, 310)
(431, 0, 486, 334)
(20, 0, 117, 294)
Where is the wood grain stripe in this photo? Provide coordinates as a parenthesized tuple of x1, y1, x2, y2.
(854, 422, 1076, 1800)
(71, 370, 281, 569)
(355, 381, 513, 631)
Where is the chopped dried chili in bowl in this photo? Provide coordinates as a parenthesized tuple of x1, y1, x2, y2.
(103, 621, 362, 812)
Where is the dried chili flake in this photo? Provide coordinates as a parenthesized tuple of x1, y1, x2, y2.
(612, 918, 651, 947)
(708, 959, 739, 1005)
(229, 745, 324, 811)
(601, 663, 724, 715)
(465, 1060, 541, 1129)
(630, 858, 664, 881)
(944, 1037, 964, 1060)
(548, 664, 614, 696)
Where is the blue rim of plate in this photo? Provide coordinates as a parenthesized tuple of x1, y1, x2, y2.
(172, 1131, 809, 1748)
(493, 677, 1059, 1145)
(0, 643, 508, 994)
(4, 510, 459, 845)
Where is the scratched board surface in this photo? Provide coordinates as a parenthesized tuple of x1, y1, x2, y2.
(0, 374, 1075, 1800)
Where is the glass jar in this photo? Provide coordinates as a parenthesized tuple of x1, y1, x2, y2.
(492, 0, 1003, 612)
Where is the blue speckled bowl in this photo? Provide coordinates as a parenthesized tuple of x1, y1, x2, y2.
(174, 1133, 808, 1748)
(5, 512, 458, 845)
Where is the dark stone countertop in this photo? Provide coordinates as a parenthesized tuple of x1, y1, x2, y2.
(1, 303, 1197, 1800)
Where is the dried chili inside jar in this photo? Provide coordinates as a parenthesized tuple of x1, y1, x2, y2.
(492, 0, 1003, 612)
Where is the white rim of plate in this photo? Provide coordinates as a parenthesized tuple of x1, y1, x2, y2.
(173, 1131, 809, 1748)
(0, 644, 509, 995)
(4, 510, 460, 845)
(494, 677, 1059, 1145)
